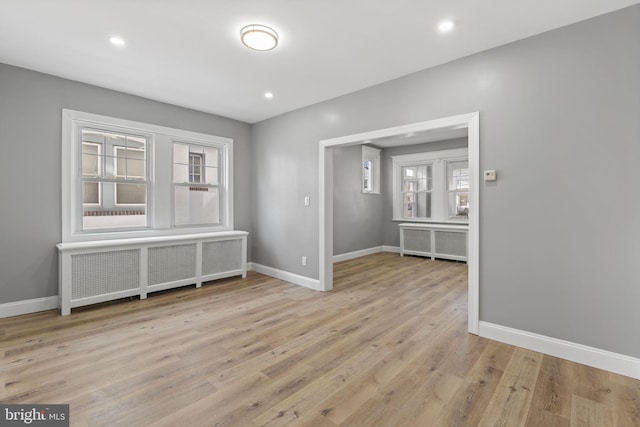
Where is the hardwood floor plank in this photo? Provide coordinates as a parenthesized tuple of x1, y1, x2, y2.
(477, 348, 542, 426)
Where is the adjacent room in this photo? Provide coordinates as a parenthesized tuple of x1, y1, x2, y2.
(1, 1, 639, 425)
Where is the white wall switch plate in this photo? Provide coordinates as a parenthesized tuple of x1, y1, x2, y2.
(304, 196, 310, 206)
(302, 256, 307, 266)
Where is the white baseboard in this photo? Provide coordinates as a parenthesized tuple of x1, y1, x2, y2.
(250, 263, 322, 291)
(0, 296, 59, 318)
(333, 246, 383, 263)
(479, 321, 640, 380)
(382, 245, 401, 254)
(333, 245, 401, 263)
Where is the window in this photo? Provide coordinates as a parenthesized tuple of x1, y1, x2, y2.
(402, 164, 432, 219)
(392, 148, 468, 223)
(62, 110, 233, 242)
(447, 161, 469, 220)
(80, 129, 149, 230)
(362, 145, 381, 194)
(173, 143, 220, 226)
(189, 152, 204, 183)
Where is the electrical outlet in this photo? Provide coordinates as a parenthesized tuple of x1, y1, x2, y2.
(302, 256, 307, 266)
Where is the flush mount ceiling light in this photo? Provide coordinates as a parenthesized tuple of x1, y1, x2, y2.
(240, 24, 279, 51)
(438, 20, 455, 33)
(264, 92, 274, 99)
(109, 36, 126, 47)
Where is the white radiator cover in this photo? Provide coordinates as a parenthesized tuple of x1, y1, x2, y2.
(399, 223, 467, 261)
(57, 231, 248, 315)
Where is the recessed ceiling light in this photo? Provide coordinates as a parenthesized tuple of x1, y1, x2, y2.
(109, 36, 126, 47)
(240, 24, 279, 51)
(438, 20, 455, 33)
(264, 92, 274, 99)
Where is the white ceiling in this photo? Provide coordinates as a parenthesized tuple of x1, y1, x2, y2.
(0, 1, 637, 124)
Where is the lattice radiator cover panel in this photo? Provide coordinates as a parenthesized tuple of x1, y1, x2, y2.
(203, 239, 242, 275)
(434, 231, 467, 257)
(403, 229, 431, 253)
(71, 249, 140, 299)
(148, 244, 197, 285)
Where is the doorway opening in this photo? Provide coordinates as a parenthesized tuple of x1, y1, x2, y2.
(319, 112, 480, 334)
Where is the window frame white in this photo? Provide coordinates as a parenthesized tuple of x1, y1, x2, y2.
(62, 109, 234, 243)
(361, 145, 381, 194)
(171, 140, 225, 228)
(445, 159, 470, 221)
(77, 125, 152, 232)
(392, 147, 468, 224)
(81, 141, 102, 207)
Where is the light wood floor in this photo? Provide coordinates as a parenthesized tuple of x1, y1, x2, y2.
(1, 253, 639, 426)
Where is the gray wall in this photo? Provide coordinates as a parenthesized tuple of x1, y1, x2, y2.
(381, 138, 469, 247)
(251, 6, 640, 358)
(0, 63, 252, 304)
(332, 145, 383, 256)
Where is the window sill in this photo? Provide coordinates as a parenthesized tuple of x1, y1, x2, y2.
(392, 218, 468, 226)
(58, 230, 247, 251)
(67, 225, 234, 244)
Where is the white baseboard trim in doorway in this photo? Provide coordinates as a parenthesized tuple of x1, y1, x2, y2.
(0, 296, 59, 318)
(250, 263, 322, 291)
(333, 245, 401, 263)
(479, 321, 640, 380)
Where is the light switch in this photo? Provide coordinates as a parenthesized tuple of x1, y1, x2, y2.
(304, 196, 310, 206)
(484, 170, 497, 181)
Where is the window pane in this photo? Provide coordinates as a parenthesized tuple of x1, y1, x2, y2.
(449, 191, 469, 219)
(126, 135, 146, 149)
(403, 179, 416, 192)
(174, 164, 189, 183)
(115, 147, 145, 179)
(83, 210, 146, 230)
(404, 193, 415, 218)
(174, 186, 220, 226)
(127, 158, 145, 178)
(448, 161, 469, 190)
(174, 143, 189, 165)
(417, 165, 431, 191)
(189, 153, 203, 183)
(81, 143, 101, 177)
(416, 192, 431, 218)
(403, 191, 431, 219)
(105, 133, 126, 147)
(115, 183, 146, 205)
(82, 182, 100, 205)
(204, 167, 218, 185)
(404, 167, 415, 178)
(363, 160, 372, 191)
(205, 148, 219, 168)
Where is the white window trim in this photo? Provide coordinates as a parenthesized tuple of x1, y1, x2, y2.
(362, 145, 381, 194)
(392, 147, 468, 224)
(445, 159, 470, 221)
(62, 109, 234, 243)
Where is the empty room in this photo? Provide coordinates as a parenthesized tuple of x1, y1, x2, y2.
(1, 1, 639, 426)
